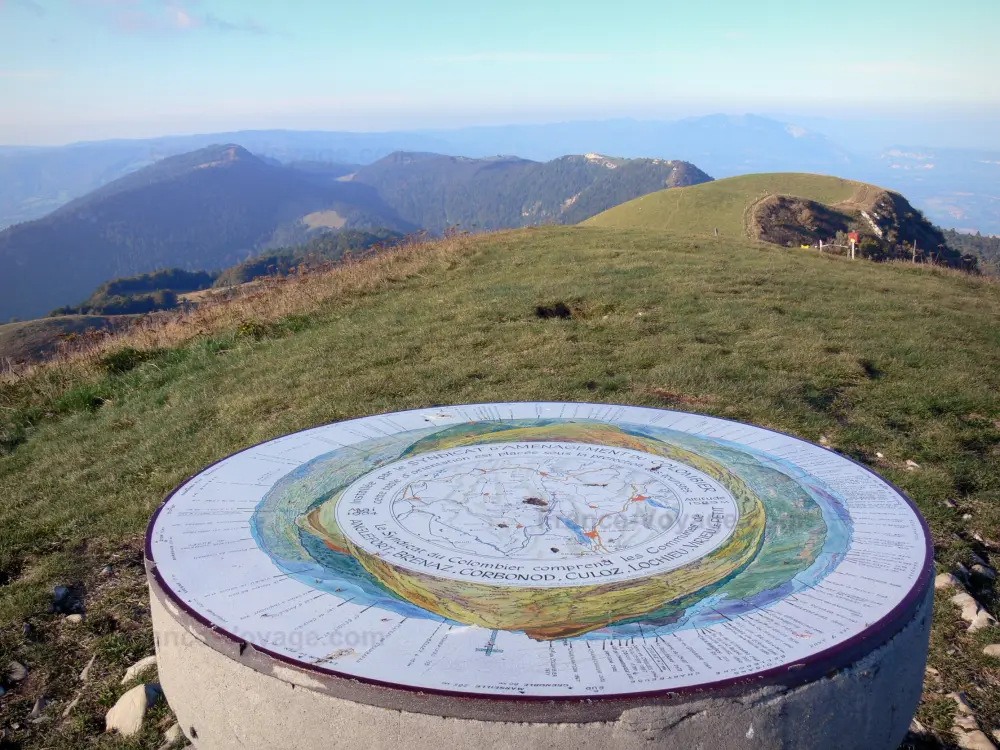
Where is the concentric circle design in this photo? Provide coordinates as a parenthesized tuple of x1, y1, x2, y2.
(146, 403, 931, 699)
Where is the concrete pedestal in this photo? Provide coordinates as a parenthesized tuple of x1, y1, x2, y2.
(149, 569, 932, 750)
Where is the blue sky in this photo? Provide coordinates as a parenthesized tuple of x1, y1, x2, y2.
(0, 0, 997, 144)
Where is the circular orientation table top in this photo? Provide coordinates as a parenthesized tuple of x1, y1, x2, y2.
(147, 402, 932, 702)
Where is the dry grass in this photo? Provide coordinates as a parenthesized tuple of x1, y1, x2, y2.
(1, 232, 477, 386)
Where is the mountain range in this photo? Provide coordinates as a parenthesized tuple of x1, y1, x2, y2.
(0, 145, 413, 321)
(0, 145, 710, 321)
(349, 152, 710, 231)
(10, 114, 996, 234)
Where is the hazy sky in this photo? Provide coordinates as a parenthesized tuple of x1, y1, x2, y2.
(1, 0, 997, 144)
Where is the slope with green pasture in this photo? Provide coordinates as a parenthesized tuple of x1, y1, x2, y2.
(0, 226, 999, 749)
(585, 173, 975, 269)
(584, 173, 867, 237)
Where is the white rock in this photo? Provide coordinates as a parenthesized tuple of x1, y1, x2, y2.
(993, 729, 1000, 743)
(951, 691, 976, 714)
(61, 693, 81, 719)
(906, 459, 921, 469)
(876, 451, 885, 459)
(157, 722, 184, 749)
(6, 661, 27, 682)
(983, 644, 1000, 658)
(28, 696, 47, 720)
(936, 573, 962, 590)
(105, 683, 160, 737)
(970, 610, 998, 633)
(964, 514, 974, 521)
(121, 655, 157, 685)
(944, 498, 957, 508)
(64, 614, 83, 624)
(79, 654, 96, 682)
(957, 729, 997, 750)
(819, 435, 830, 445)
(952, 592, 982, 623)
(957, 715, 982, 731)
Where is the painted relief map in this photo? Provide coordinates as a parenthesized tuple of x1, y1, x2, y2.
(147, 403, 930, 698)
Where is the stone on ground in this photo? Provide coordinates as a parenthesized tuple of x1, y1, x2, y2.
(970, 610, 999, 633)
(157, 722, 184, 750)
(936, 572, 962, 590)
(957, 730, 998, 750)
(79, 654, 96, 682)
(984, 645, 1000, 658)
(121, 655, 157, 684)
(105, 683, 161, 737)
(28, 696, 47, 722)
(61, 693, 82, 719)
(950, 592, 997, 631)
(957, 715, 981, 731)
(6, 661, 27, 682)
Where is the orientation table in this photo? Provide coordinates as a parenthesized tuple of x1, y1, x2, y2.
(146, 402, 933, 749)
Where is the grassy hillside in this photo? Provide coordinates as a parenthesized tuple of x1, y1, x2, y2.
(587, 173, 974, 269)
(0, 227, 999, 748)
(584, 173, 866, 236)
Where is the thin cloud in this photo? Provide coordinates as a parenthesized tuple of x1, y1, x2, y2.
(0, 69, 57, 80)
(203, 12, 267, 35)
(72, 0, 271, 35)
(426, 51, 614, 64)
(841, 61, 939, 76)
(0, 0, 46, 16)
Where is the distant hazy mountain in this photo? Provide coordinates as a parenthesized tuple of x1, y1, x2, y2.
(0, 145, 411, 321)
(0, 116, 845, 229)
(3, 115, 998, 233)
(350, 151, 712, 232)
(413, 115, 855, 177)
(0, 131, 443, 229)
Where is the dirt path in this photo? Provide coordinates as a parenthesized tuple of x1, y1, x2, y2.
(743, 192, 775, 239)
(832, 183, 876, 213)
